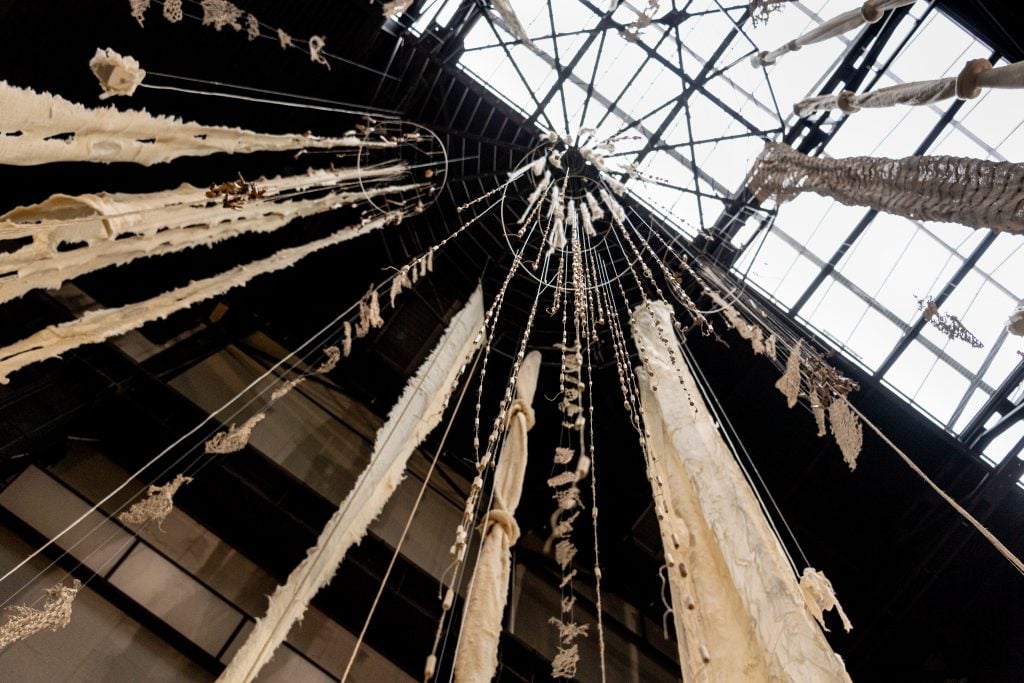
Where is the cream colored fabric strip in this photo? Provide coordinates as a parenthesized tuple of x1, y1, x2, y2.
(632, 301, 850, 682)
(0, 165, 412, 305)
(0, 80, 392, 166)
(454, 350, 541, 683)
(0, 212, 403, 384)
(794, 60, 1023, 117)
(747, 142, 1024, 233)
(218, 286, 484, 683)
(752, 0, 916, 67)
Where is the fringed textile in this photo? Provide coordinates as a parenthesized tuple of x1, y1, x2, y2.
(0, 80, 388, 166)
(632, 301, 850, 682)
(218, 287, 484, 683)
(0, 212, 403, 384)
(800, 568, 853, 633)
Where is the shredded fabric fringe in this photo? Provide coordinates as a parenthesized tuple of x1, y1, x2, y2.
(246, 14, 260, 40)
(829, 397, 863, 471)
(776, 339, 804, 408)
(554, 540, 578, 569)
(217, 288, 483, 683)
(0, 580, 82, 650)
(118, 473, 193, 529)
(204, 413, 267, 454)
(800, 568, 853, 633)
(382, 0, 414, 18)
(0, 213, 402, 384)
(750, 0, 790, 25)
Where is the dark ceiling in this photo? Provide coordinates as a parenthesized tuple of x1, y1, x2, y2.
(0, 1, 1021, 681)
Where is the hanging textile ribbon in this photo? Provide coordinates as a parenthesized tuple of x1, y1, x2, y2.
(751, 0, 916, 67)
(632, 301, 851, 682)
(794, 59, 1024, 117)
(0, 80, 392, 166)
(0, 212, 405, 385)
(218, 286, 484, 683)
(0, 164, 411, 305)
(454, 350, 541, 683)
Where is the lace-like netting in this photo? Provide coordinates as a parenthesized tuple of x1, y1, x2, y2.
(750, 0, 789, 26)
(748, 142, 1024, 233)
(163, 0, 183, 23)
(200, 0, 243, 31)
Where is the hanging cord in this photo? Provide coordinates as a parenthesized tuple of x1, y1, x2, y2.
(142, 69, 401, 117)
(847, 401, 1024, 576)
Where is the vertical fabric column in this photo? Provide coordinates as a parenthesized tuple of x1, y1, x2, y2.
(747, 142, 1024, 233)
(219, 286, 484, 683)
(454, 351, 542, 683)
(631, 301, 850, 682)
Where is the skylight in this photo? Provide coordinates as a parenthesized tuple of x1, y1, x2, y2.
(415, 1, 1024, 470)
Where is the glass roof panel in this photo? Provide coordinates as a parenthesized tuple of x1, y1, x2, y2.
(441, 0, 1023, 457)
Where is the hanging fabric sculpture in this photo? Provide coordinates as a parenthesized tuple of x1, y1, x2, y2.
(752, 0, 916, 67)
(0, 164, 411, 305)
(0, 81, 389, 166)
(631, 301, 850, 682)
(0, 580, 82, 650)
(219, 287, 484, 683)
(747, 142, 1024, 233)
(794, 59, 1023, 117)
(0, 211, 404, 384)
(454, 350, 541, 683)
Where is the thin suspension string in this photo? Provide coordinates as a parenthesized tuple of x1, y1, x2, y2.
(338, 347, 483, 682)
(426, 217, 541, 678)
(138, 82, 402, 119)
(152, 0, 396, 79)
(230, 189, 513, 681)
(848, 400, 1024, 576)
(0, 271, 394, 609)
(0, 284, 370, 595)
(580, 224, 608, 683)
(143, 69, 401, 116)
(692, 253, 1024, 578)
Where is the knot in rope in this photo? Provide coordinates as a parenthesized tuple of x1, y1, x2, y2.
(482, 509, 520, 543)
(507, 397, 536, 430)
